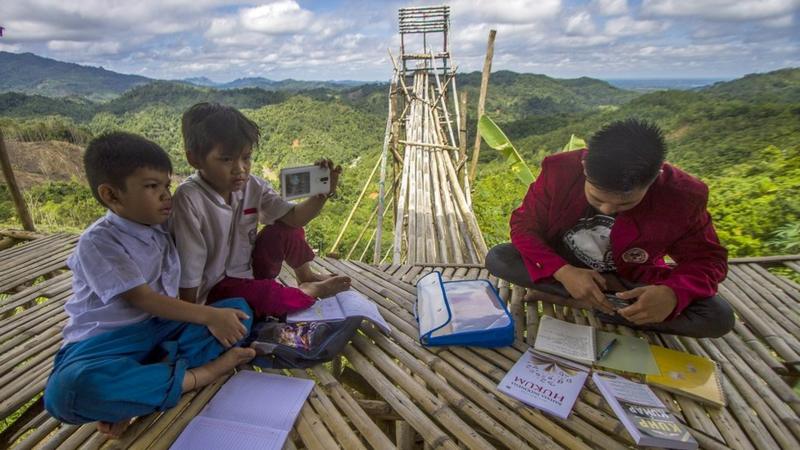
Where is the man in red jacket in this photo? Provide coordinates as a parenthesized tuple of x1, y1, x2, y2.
(486, 119, 734, 338)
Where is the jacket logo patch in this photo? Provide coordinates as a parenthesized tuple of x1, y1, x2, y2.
(243, 208, 257, 215)
(622, 247, 649, 264)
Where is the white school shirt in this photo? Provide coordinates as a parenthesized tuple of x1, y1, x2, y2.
(62, 211, 180, 344)
(169, 173, 294, 303)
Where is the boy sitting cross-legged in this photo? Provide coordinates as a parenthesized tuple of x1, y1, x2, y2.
(170, 102, 350, 318)
(44, 132, 256, 438)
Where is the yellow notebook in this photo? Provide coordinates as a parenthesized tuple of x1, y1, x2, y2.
(646, 346, 726, 408)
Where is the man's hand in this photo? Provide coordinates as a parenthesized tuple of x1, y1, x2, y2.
(315, 158, 342, 197)
(204, 308, 250, 348)
(553, 265, 615, 314)
(616, 285, 677, 325)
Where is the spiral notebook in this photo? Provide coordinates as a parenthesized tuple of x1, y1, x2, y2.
(646, 346, 726, 407)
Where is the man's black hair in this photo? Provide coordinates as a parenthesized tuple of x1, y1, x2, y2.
(84, 132, 172, 207)
(181, 102, 260, 159)
(585, 118, 666, 192)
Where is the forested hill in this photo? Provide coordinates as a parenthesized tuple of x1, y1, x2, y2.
(701, 68, 800, 103)
(0, 52, 150, 101)
(0, 62, 797, 259)
(0, 52, 367, 101)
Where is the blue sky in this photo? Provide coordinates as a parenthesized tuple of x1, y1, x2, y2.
(0, 0, 798, 82)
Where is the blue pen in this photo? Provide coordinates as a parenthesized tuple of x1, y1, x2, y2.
(597, 338, 618, 360)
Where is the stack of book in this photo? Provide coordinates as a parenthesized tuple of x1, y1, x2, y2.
(497, 316, 725, 449)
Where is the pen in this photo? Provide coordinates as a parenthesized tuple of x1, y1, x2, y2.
(597, 338, 618, 360)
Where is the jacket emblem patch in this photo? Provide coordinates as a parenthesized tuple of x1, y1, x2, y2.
(622, 247, 649, 264)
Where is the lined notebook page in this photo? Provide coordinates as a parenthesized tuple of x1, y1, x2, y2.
(171, 371, 314, 450)
(200, 371, 314, 430)
(170, 416, 288, 450)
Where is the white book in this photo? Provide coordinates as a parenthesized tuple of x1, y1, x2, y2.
(171, 371, 314, 450)
(592, 371, 698, 450)
(534, 315, 596, 365)
(287, 290, 391, 333)
(497, 350, 589, 419)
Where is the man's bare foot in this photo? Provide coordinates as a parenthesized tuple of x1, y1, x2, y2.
(97, 419, 131, 438)
(184, 347, 256, 392)
(299, 275, 351, 298)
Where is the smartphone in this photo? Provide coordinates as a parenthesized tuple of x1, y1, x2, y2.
(604, 293, 631, 310)
(279, 165, 331, 200)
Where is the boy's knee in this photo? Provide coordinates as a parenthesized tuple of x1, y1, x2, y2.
(45, 365, 89, 424)
(256, 222, 305, 246)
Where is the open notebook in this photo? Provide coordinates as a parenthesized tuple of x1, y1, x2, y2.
(287, 290, 390, 333)
(170, 370, 313, 450)
(534, 316, 659, 375)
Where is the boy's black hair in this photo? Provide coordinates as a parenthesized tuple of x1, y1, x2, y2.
(181, 102, 260, 159)
(84, 132, 172, 207)
(585, 118, 666, 192)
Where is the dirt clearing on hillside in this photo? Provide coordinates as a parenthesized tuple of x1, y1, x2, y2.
(1, 140, 85, 189)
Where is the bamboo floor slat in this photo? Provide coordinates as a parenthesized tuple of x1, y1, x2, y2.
(1, 235, 799, 449)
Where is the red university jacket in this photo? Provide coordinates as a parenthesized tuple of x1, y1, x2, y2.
(510, 149, 727, 317)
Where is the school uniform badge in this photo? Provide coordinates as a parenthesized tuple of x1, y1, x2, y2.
(622, 247, 648, 264)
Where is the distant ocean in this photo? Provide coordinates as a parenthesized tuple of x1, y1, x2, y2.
(604, 78, 730, 92)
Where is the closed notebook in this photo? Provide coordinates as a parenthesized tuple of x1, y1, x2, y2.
(646, 346, 726, 407)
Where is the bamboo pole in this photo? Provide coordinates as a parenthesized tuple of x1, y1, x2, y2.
(346, 201, 380, 260)
(375, 71, 397, 264)
(329, 156, 381, 255)
(457, 91, 468, 181)
(342, 346, 460, 450)
(310, 365, 395, 449)
(0, 129, 35, 231)
(359, 194, 395, 262)
(393, 145, 410, 263)
(468, 29, 496, 183)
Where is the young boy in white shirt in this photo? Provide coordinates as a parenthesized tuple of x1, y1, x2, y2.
(44, 132, 256, 438)
(170, 103, 350, 317)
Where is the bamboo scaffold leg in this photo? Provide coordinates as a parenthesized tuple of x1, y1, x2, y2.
(329, 156, 381, 256)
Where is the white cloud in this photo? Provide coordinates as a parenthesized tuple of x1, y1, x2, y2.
(565, 11, 597, 35)
(240, 1, 313, 34)
(0, 42, 21, 52)
(760, 14, 795, 27)
(642, 0, 800, 21)
(605, 16, 668, 36)
(47, 40, 121, 55)
(0, 0, 796, 80)
(448, 0, 562, 24)
(592, 0, 628, 16)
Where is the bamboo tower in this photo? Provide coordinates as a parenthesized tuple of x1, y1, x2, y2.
(331, 5, 488, 266)
(388, 5, 487, 265)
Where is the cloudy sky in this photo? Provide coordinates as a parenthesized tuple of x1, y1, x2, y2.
(0, 0, 798, 82)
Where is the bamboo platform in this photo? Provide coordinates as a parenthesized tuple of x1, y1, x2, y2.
(1, 234, 800, 449)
